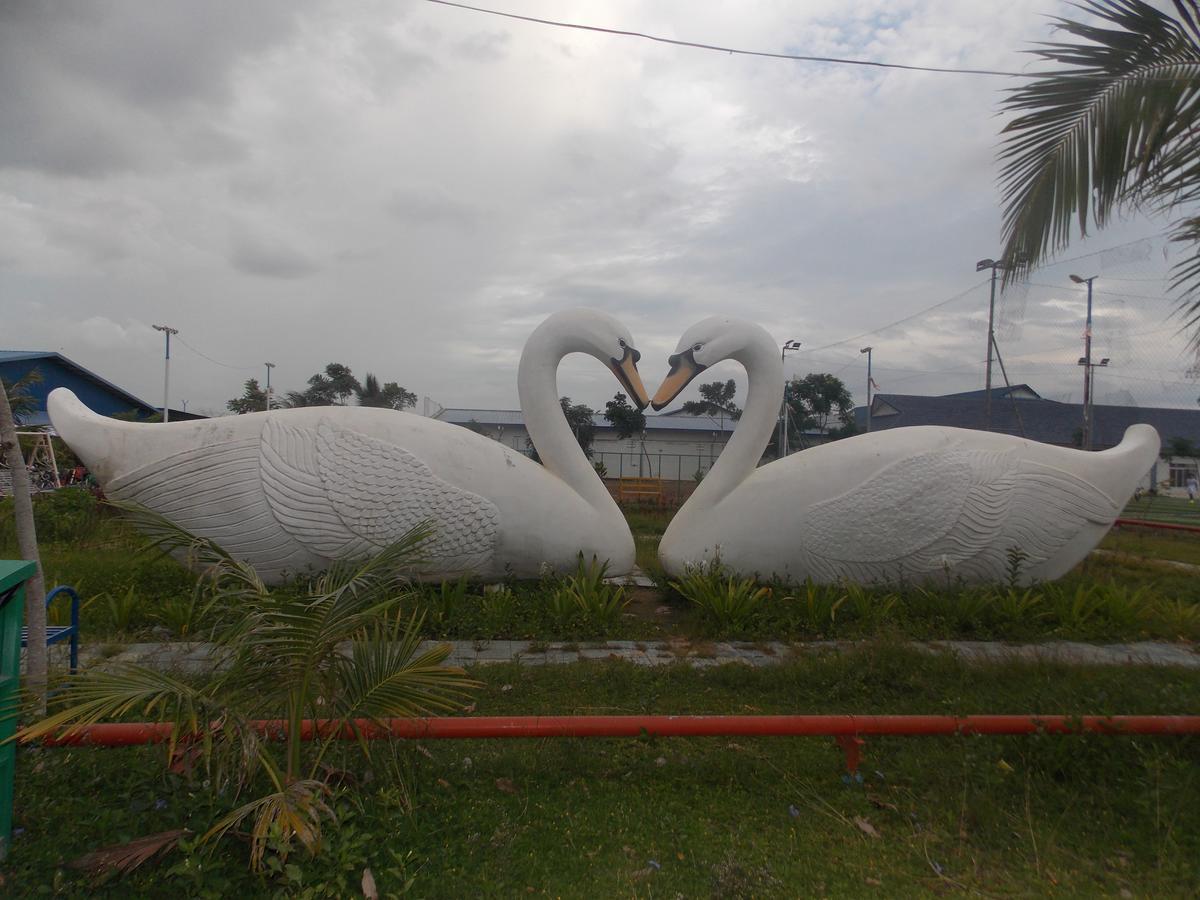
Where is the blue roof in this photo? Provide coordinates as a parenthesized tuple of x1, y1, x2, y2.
(0, 350, 203, 425)
(856, 389, 1200, 450)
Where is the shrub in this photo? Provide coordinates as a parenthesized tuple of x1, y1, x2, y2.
(548, 555, 629, 631)
(671, 561, 768, 631)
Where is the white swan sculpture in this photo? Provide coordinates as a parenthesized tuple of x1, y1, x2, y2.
(651, 316, 1160, 585)
(48, 309, 649, 583)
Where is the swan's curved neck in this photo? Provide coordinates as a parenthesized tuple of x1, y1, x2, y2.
(686, 333, 782, 512)
(518, 323, 620, 516)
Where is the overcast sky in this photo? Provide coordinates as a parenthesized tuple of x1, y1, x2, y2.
(2, 0, 1192, 417)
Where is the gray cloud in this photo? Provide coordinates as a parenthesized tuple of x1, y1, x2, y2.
(229, 229, 320, 279)
(1, 0, 1189, 420)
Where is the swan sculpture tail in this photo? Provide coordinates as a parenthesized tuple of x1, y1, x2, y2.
(48, 388, 146, 484)
(1097, 424, 1160, 494)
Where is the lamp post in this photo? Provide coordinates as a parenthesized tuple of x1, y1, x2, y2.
(860, 346, 873, 433)
(779, 339, 801, 457)
(976, 258, 1008, 429)
(151, 324, 178, 423)
(264, 362, 276, 412)
(1070, 274, 1099, 448)
(1076, 355, 1109, 449)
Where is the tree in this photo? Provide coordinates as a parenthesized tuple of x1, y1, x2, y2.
(19, 514, 477, 870)
(355, 373, 417, 411)
(0, 378, 46, 705)
(226, 378, 268, 415)
(998, 1, 1200, 336)
(681, 379, 742, 432)
(1166, 435, 1199, 457)
(789, 373, 854, 433)
(603, 392, 646, 439)
(286, 363, 362, 407)
(1, 369, 42, 426)
(526, 397, 596, 461)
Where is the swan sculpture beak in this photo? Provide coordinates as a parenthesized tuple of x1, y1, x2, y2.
(650, 350, 705, 411)
(609, 345, 651, 411)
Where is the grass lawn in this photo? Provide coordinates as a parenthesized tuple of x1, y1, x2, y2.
(5, 645, 1198, 896)
(1121, 493, 1200, 527)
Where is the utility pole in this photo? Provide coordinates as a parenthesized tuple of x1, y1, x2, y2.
(860, 346, 873, 432)
(1070, 274, 1098, 449)
(265, 362, 276, 412)
(779, 339, 801, 457)
(975, 258, 1006, 430)
(151, 324, 178, 423)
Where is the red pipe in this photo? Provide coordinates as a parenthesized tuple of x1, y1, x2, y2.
(1115, 517, 1200, 534)
(33, 714, 1200, 748)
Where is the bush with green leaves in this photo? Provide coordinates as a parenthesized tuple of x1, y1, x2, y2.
(548, 554, 629, 632)
(671, 561, 768, 631)
(19, 511, 478, 872)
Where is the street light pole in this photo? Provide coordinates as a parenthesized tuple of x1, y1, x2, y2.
(779, 339, 801, 457)
(976, 258, 1007, 430)
(860, 346, 873, 432)
(1070, 274, 1098, 448)
(151, 324, 178, 423)
(265, 362, 276, 412)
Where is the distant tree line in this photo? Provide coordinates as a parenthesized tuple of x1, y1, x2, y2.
(227, 363, 417, 414)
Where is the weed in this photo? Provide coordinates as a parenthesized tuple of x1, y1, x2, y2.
(841, 582, 898, 631)
(1150, 596, 1200, 640)
(779, 581, 847, 636)
(671, 561, 768, 631)
(549, 555, 629, 631)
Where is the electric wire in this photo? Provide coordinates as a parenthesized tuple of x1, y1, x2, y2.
(423, 0, 1025, 77)
(174, 336, 259, 372)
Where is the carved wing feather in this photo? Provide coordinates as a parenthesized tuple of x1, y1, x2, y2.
(797, 450, 1015, 564)
(261, 419, 499, 571)
(106, 438, 316, 577)
(795, 444, 1119, 581)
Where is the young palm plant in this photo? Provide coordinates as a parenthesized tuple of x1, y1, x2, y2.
(18, 507, 478, 871)
(998, 1, 1200, 333)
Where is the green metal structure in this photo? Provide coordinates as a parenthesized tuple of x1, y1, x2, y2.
(0, 560, 35, 861)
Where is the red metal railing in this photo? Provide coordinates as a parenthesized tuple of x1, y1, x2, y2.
(31, 714, 1200, 774)
(1114, 517, 1200, 534)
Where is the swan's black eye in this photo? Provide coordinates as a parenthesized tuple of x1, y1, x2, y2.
(692, 343, 703, 353)
(618, 339, 627, 348)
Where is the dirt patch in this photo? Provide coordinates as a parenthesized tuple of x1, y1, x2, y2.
(624, 586, 686, 628)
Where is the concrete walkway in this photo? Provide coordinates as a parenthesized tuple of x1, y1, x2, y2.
(74, 638, 1199, 675)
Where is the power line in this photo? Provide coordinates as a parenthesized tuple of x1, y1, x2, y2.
(423, 0, 1025, 77)
(174, 336, 258, 372)
(805, 279, 989, 353)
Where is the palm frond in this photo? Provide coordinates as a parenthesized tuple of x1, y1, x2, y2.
(998, 1, 1200, 300)
(69, 828, 190, 876)
(201, 779, 333, 871)
(333, 613, 479, 723)
(104, 500, 267, 601)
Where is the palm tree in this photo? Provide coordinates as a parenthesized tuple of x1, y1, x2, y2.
(998, 1, 1200, 333)
(0, 379, 46, 704)
(19, 511, 477, 870)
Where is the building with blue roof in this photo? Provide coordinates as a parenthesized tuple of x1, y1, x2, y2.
(0, 351, 202, 426)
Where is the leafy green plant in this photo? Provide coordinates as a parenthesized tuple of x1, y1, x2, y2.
(780, 581, 846, 636)
(417, 577, 470, 634)
(549, 555, 628, 630)
(19, 509, 478, 872)
(1044, 582, 1109, 634)
(155, 583, 219, 639)
(992, 586, 1048, 632)
(671, 561, 768, 631)
(1151, 596, 1200, 639)
(840, 582, 898, 631)
(93, 584, 141, 634)
(1004, 546, 1029, 589)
